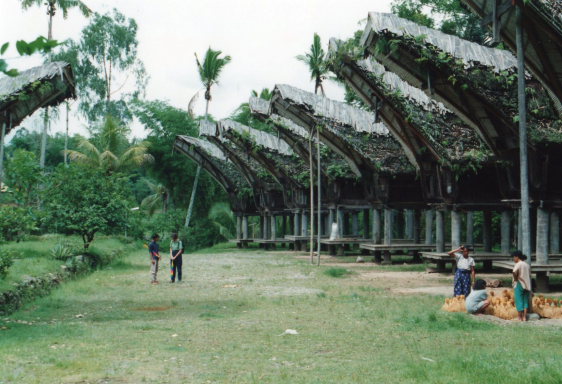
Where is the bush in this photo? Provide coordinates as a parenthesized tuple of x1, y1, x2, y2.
(50, 239, 82, 261)
(0, 206, 36, 241)
(0, 253, 14, 279)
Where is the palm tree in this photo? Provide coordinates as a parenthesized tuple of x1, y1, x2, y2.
(184, 48, 231, 229)
(297, 33, 330, 263)
(19, 0, 92, 169)
(296, 33, 329, 96)
(141, 179, 170, 215)
(66, 115, 153, 173)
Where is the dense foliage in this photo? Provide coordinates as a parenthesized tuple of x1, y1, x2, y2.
(42, 165, 130, 247)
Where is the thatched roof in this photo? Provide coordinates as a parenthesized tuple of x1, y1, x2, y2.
(0, 62, 75, 131)
(174, 135, 249, 193)
(249, 97, 309, 138)
(460, 0, 562, 106)
(217, 119, 293, 156)
(270, 84, 414, 176)
(272, 84, 389, 134)
(361, 12, 517, 72)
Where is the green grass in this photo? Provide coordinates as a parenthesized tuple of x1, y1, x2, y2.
(0, 236, 126, 293)
(1, 245, 561, 383)
(323, 267, 352, 278)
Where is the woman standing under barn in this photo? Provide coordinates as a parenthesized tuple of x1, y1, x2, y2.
(448, 245, 475, 297)
(511, 250, 532, 321)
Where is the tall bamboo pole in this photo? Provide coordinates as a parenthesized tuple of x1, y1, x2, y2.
(309, 129, 314, 263)
(516, 4, 531, 259)
(316, 126, 321, 265)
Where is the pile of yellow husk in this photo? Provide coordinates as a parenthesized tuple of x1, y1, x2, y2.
(442, 290, 562, 320)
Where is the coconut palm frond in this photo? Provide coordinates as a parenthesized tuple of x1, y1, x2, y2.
(197, 48, 232, 88)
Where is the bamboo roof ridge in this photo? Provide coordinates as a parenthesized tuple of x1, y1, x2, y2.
(272, 84, 389, 135)
(179, 136, 226, 161)
(0, 61, 75, 130)
(217, 118, 293, 156)
(361, 12, 517, 72)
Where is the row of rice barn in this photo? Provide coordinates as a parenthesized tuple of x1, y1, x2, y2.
(174, 8, 562, 291)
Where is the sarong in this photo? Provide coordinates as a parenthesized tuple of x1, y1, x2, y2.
(454, 269, 471, 297)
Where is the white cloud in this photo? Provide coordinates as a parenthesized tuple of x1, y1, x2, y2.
(0, 0, 392, 139)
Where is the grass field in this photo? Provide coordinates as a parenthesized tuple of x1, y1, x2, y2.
(0, 237, 126, 293)
(1, 243, 561, 384)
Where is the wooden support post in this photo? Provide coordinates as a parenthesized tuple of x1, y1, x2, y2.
(405, 209, 415, 240)
(501, 211, 511, 255)
(363, 209, 369, 239)
(536, 208, 549, 265)
(281, 215, 287, 238)
(550, 212, 560, 254)
(384, 209, 393, 246)
(466, 212, 474, 245)
(352, 211, 359, 237)
(337, 208, 344, 239)
(236, 216, 242, 240)
(242, 216, 249, 241)
(436, 210, 445, 253)
(483, 211, 493, 252)
(412, 210, 421, 243)
(372, 208, 382, 244)
(271, 215, 277, 240)
(301, 212, 308, 237)
(425, 210, 434, 245)
(294, 211, 301, 237)
(517, 209, 523, 250)
(260, 215, 266, 239)
(451, 210, 462, 249)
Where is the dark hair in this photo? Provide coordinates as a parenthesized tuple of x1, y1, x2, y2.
(473, 279, 486, 290)
(172, 233, 178, 240)
(511, 250, 527, 261)
(462, 244, 474, 252)
(152, 234, 160, 240)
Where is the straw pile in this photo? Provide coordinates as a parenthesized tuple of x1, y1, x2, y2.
(443, 290, 562, 320)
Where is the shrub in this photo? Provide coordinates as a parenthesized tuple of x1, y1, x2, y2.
(50, 242, 78, 261)
(0, 253, 14, 279)
(0, 206, 36, 241)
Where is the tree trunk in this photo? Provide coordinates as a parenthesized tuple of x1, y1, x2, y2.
(316, 126, 321, 265)
(64, 102, 70, 167)
(40, 9, 54, 169)
(0, 120, 6, 187)
(184, 97, 208, 229)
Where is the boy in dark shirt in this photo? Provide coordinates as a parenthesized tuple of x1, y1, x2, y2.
(149, 234, 161, 284)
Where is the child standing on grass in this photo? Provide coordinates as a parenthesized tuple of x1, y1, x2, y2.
(149, 234, 161, 285)
(512, 250, 532, 321)
(170, 233, 184, 283)
(465, 279, 490, 315)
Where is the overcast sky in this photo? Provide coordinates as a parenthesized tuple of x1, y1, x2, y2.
(0, 0, 392, 139)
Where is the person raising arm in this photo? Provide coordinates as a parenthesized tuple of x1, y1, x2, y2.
(448, 245, 475, 297)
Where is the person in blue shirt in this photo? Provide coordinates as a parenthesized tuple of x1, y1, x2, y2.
(465, 279, 490, 314)
(149, 234, 161, 284)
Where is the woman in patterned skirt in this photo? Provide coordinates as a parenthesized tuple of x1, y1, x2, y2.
(448, 245, 476, 297)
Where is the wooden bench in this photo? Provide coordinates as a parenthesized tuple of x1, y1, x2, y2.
(422, 252, 562, 274)
(360, 243, 438, 264)
(494, 261, 562, 292)
(319, 238, 369, 256)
